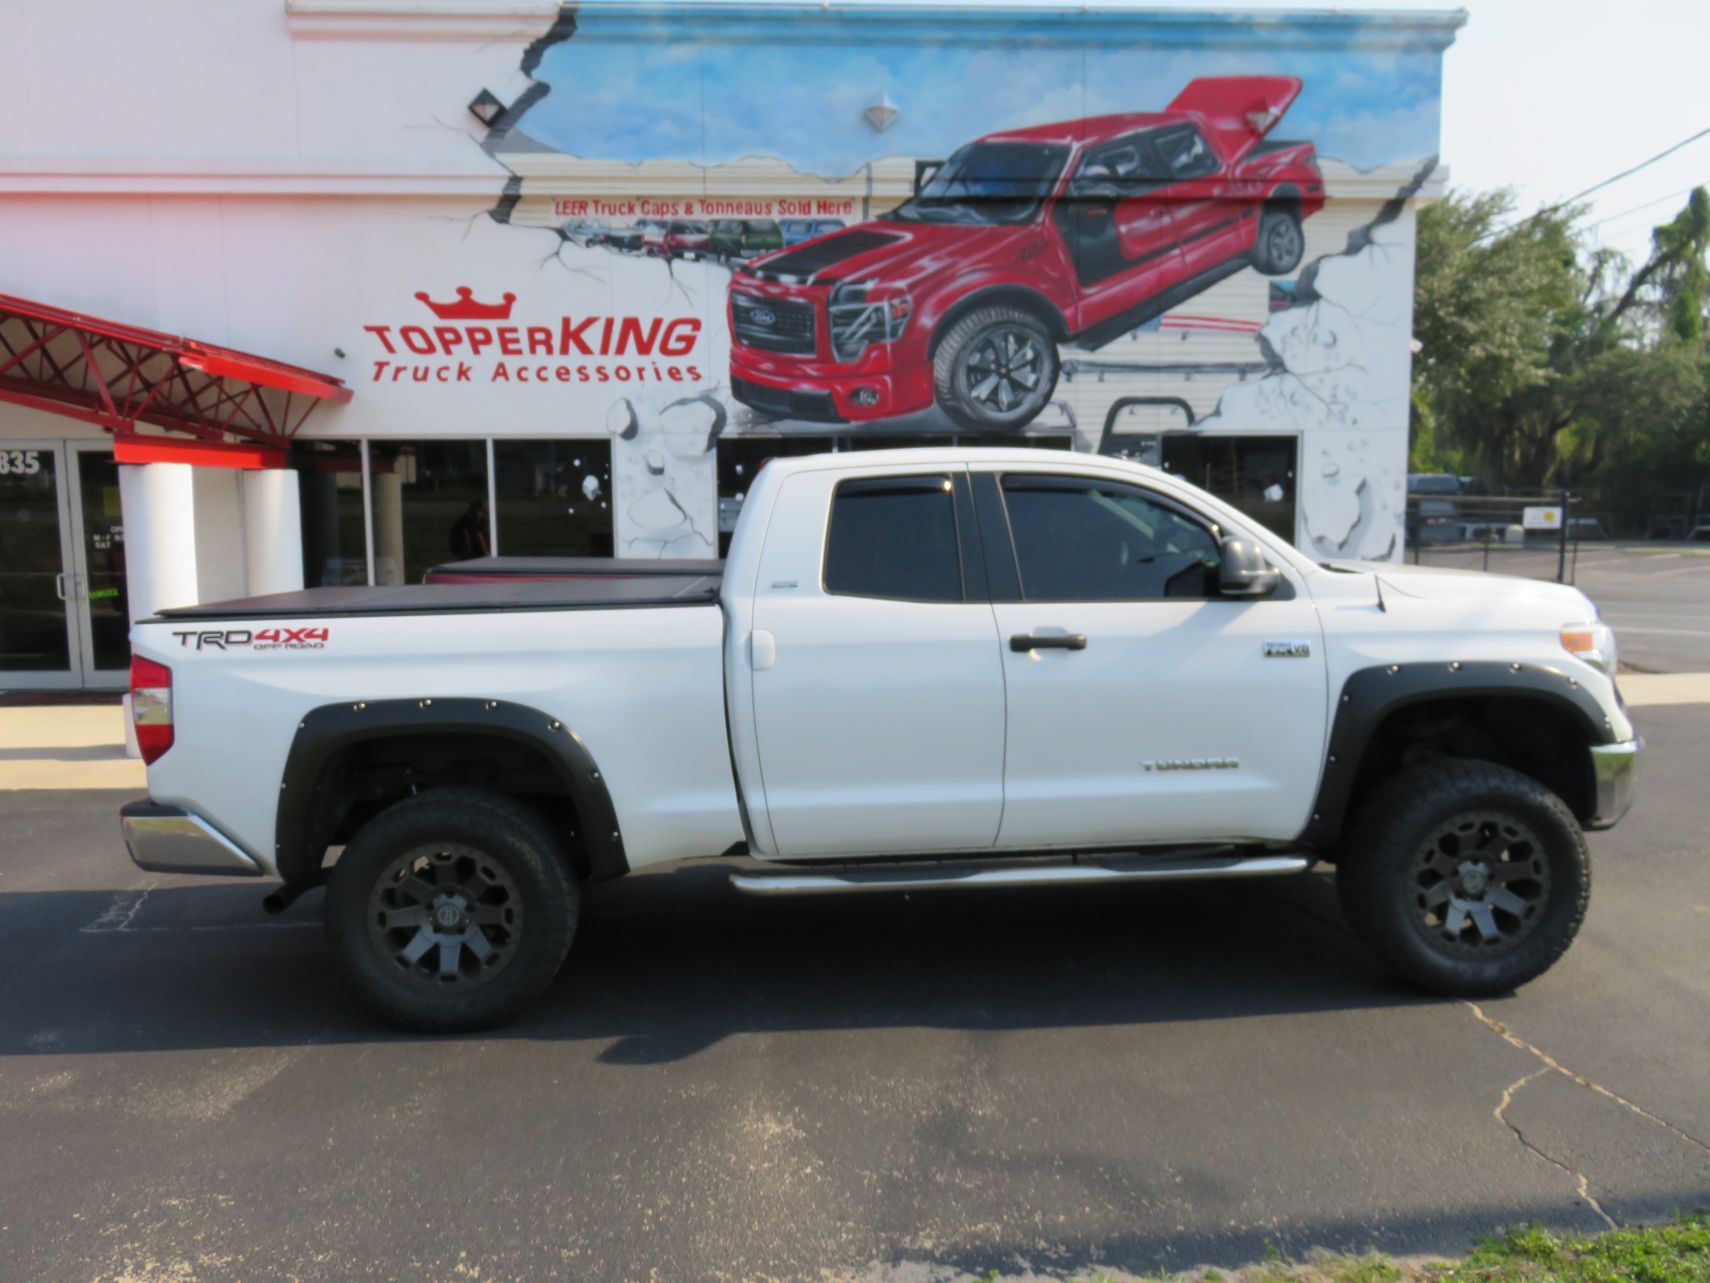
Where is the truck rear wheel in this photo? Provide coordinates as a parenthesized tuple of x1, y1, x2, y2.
(1336, 760, 1589, 996)
(1251, 205, 1305, 275)
(324, 788, 578, 1032)
(933, 304, 1059, 432)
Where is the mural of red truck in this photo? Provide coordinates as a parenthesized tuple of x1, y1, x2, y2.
(727, 76, 1324, 431)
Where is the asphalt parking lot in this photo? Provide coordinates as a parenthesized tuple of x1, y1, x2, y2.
(1407, 542, 1710, 673)
(0, 700, 1705, 1283)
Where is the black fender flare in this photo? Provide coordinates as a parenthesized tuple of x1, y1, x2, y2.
(1298, 661, 1617, 848)
(927, 285, 1070, 357)
(274, 697, 627, 886)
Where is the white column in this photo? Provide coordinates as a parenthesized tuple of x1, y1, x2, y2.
(191, 467, 247, 602)
(372, 470, 404, 585)
(118, 462, 199, 621)
(241, 468, 305, 596)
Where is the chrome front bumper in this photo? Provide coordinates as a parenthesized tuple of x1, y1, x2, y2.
(120, 800, 262, 877)
(1587, 738, 1642, 830)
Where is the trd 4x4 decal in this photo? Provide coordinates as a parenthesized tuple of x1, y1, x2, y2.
(172, 628, 329, 652)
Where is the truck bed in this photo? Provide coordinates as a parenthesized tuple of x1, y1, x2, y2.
(152, 574, 722, 621)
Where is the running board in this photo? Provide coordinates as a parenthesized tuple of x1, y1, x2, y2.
(728, 853, 1311, 896)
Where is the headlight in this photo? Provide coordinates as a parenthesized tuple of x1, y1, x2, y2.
(1560, 619, 1617, 674)
(828, 278, 912, 361)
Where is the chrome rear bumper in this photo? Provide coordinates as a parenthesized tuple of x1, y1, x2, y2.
(1587, 738, 1642, 830)
(120, 800, 262, 877)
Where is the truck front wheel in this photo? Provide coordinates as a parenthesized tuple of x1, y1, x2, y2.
(1336, 760, 1589, 996)
(933, 304, 1059, 433)
(324, 788, 578, 1032)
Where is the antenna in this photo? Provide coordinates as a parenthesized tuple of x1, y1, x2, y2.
(1374, 574, 1388, 613)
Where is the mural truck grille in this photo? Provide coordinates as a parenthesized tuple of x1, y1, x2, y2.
(732, 294, 818, 356)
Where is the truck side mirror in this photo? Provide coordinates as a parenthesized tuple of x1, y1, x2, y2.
(1218, 537, 1280, 598)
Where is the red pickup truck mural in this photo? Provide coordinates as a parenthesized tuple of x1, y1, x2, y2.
(727, 76, 1324, 431)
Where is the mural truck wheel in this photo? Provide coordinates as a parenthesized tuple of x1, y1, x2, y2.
(934, 305, 1059, 433)
(1252, 206, 1305, 275)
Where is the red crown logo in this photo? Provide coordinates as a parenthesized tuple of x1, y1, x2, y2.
(414, 286, 517, 321)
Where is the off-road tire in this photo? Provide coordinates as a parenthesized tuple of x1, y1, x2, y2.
(933, 304, 1059, 433)
(325, 788, 578, 1032)
(1251, 205, 1305, 275)
(1336, 759, 1589, 996)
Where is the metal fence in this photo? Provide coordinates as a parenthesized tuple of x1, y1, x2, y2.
(1404, 492, 1587, 584)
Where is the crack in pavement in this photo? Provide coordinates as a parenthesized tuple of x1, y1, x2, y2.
(1491, 1065, 1617, 1231)
(1469, 1000, 1710, 1231)
(1466, 1002, 1710, 1156)
(81, 882, 156, 934)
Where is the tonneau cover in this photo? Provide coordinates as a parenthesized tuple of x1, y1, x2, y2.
(424, 555, 724, 583)
(150, 574, 722, 621)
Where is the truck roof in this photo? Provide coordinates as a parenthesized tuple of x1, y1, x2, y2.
(981, 110, 1178, 147)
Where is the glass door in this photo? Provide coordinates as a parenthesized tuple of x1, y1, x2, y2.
(0, 442, 82, 689)
(68, 446, 130, 686)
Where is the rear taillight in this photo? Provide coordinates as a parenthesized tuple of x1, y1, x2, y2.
(130, 654, 174, 765)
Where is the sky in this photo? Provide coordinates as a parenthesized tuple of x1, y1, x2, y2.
(531, 8, 1450, 175)
(560, 0, 1710, 270)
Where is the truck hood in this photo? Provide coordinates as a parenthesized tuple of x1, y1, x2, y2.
(743, 221, 1022, 289)
(1328, 560, 1594, 615)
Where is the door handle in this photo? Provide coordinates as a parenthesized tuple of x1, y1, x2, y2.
(55, 572, 67, 601)
(1010, 633, 1087, 652)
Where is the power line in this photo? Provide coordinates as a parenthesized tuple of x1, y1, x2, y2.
(1587, 185, 1699, 231)
(1474, 124, 1710, 243)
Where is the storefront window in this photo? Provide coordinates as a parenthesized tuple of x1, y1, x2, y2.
(493, 440, 613, 557)
(1160, 434, 1298, 543)
(77, 452, 129, 671)
(368, 440, 489, 584)
(293, 441, 367, 588)
(716, 437, 834, 556)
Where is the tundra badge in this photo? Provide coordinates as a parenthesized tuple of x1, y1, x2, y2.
(1264, 640, 1312, 658)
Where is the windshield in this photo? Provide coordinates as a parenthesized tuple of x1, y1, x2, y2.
(887, 142, 1069, 226)
(1408, 474, 1461, 495)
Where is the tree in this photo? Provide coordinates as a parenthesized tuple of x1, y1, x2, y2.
(1411, 186, 1710, 521)
(1410, 190, 1591, 487)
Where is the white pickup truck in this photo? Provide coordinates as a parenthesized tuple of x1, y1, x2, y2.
(121, 448, 1640, 1030)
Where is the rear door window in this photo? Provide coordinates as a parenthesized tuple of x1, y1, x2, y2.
(1151, 125, 1219, 180)
(824, 475, 963, 602)
(1000, 474, 1220, 601)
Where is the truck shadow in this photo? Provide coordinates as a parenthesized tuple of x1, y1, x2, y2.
(0, 864, 1445, 1058)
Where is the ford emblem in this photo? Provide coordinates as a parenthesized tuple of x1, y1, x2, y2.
(750, 306, 776, 327)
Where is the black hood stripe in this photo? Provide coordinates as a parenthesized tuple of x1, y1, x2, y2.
(746, 228, 902, 282)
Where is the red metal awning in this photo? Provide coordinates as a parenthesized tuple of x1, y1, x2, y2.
(0, 291, 352, 454)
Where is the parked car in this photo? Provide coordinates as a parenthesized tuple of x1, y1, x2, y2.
(1406, 472, 1463, 544)
(663, 219, 712, 260)
(779, 217, 847, 245)
(122, 448, 1637, 1031)
(637, 217, 671, 256)
(728, 76, 1323, 430)
(560, 219, 606, 247)
(708, 218, 785, 264)
(601, 223, 645, 252)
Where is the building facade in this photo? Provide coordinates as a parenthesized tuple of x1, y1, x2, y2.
(0, 0, 1462, 688)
